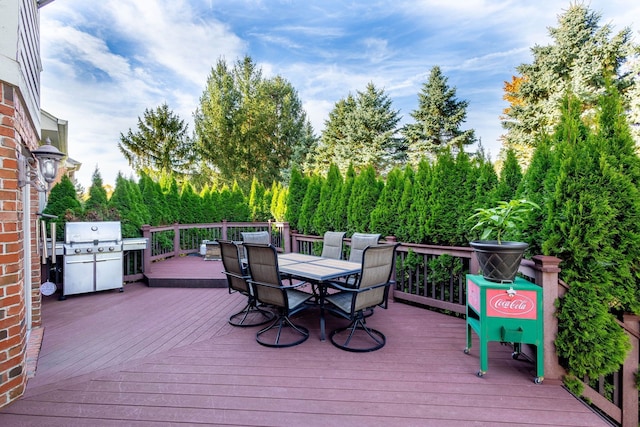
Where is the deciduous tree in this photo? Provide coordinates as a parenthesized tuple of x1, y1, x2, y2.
(195, 56, 314, 190)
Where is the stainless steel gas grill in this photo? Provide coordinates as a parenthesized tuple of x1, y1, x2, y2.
(62, 221, 124, 299)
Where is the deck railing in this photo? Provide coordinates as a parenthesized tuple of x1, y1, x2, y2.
(123, 249, 145, 283)
(141, 221, 290, 274)
(138, 223, 638, 426)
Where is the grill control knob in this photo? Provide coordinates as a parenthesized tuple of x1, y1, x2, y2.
(74, 248, 81, 254)
(86, 248, 93, 253)
(109, 247, 115, 252)
(98, 247, 104, 252)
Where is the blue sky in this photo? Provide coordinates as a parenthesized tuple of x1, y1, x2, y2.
(39, 0, 639, 188)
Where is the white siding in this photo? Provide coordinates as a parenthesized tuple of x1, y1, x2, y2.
(0, 0, 41, 132)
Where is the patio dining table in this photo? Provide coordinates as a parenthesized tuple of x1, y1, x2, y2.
(277, 252, 361, 340)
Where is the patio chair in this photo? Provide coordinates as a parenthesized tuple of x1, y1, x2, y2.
(241, 231, 270, 244)
(218, 240, 275, 327)
(324, 243, 399, 352)
(238, 231, 271, 263)
(348, 233, 381, 263)
(244, 243, 314, 348)
(343, 232, 381, 288)
(320, 231, 346, 260)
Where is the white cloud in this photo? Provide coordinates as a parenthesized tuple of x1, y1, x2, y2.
(38, 0, 639, 188)
(106, 0, 246, 86)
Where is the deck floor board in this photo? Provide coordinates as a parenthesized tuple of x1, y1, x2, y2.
(0, 257, 611, 426)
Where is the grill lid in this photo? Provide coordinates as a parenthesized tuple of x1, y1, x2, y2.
(65, 221, 122, 244)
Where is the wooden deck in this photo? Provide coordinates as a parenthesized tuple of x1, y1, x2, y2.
(144, 254, 228, 288)
(0, 256, 611, 426)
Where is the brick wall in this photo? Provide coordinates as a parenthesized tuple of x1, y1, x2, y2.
(0, 81, 40, 407)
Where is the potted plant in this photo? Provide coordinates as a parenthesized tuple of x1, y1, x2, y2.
(468, 199, 540, 283)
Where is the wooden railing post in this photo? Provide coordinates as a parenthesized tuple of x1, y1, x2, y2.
(622, 314, 639, 427)
(142, 224, 152, 274)
(470, 250, 479, 275)
(531, 255, 565, 383)
(282, 222, 291, 253)
(385, 236, 398, 301)
(221, 220, 228, 240)
(173, 223, 180, 257)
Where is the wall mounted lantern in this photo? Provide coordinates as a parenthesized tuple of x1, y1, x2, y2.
(18, 138, 66, 191)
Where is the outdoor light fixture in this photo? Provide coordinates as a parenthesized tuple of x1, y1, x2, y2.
(18, 138, 66, 190)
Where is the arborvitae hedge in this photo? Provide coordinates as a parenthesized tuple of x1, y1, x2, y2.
(425, 149, 474, 246)
(517, 139, 556, 255)
(494, 147, 522, 202)
(270, 182, 287, 222)
(543, 91, 640, 386)
(179, 182, 200, 224)
(163, 177, 181, 224)
(46, 146, 542, 247)
(248, 178, 268, 221)
(335, 165, 356, 233)
(370, 167, 404, 238)
(298, 174, 322, 235)
(43, 175, 83, 239)
(139, 173, 167, 226)
(394, 165, 415, 242)
(313, 163, 343, 234)
(225, 182, 251, 221)
(109, 174, 148, 237)
(473, 153, 499, 210)
(84, 168, 110, 221)
(284, 167, 307, 231)
(347, 165, 381, 234)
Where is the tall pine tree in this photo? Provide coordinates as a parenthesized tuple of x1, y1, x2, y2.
(402, 66, 475, 164)
(316, 83, 402, 175)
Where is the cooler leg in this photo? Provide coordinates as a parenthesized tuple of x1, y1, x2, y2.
(465, 321, 473, 352)
(535, 343, 544, 383)
(477, 336, 488, 377)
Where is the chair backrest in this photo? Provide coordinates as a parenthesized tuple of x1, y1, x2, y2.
(244, 243, 286, 308)
(218, 240, 250, 295)
(348, 233, 381, 263)
(241, 231, 270, 245)
(321, 231, 346, 259)
(353, 244, 399, 313)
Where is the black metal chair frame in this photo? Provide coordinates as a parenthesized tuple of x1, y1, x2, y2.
(218, 240, 275, 327)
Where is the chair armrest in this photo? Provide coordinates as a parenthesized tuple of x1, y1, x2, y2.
(224, 271, 250, 281)
(324, 280, 392, 293)
(247, 279, 309, 292)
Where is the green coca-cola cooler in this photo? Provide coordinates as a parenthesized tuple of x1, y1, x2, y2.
(464, 274, 544, 383)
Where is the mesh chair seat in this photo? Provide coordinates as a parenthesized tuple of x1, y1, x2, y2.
(323, 291, 352, 312)
(287, 288, 314, 308)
